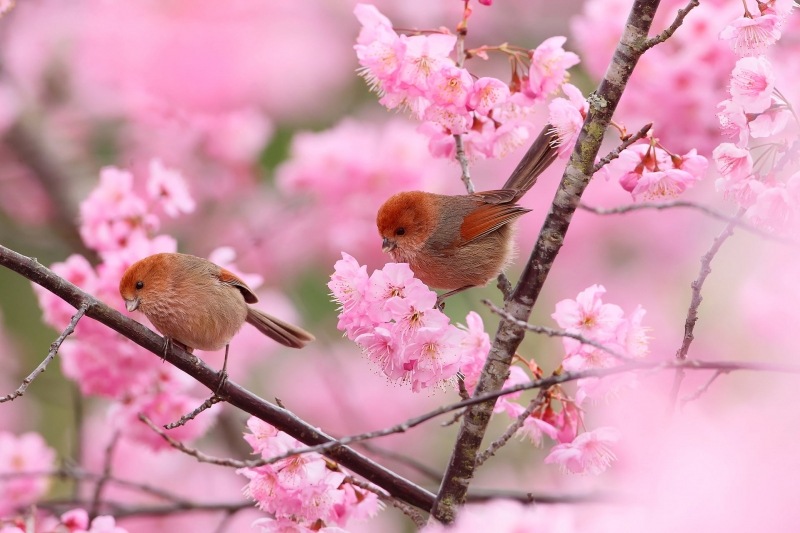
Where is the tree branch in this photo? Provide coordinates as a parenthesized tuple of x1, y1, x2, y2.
(592, 122, 652, 172)
(0, 244, 435, 513)
(669, 216, 739, 412)
(431, 1, 702, 521)
(579, 201, 798, 245)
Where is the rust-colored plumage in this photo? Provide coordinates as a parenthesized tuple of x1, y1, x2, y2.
(376, 125, 558, 296)
(119, 253, 313, 381)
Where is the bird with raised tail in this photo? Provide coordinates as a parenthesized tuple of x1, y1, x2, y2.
(119, 252, 314, 388)
(376, 125, 559, 300)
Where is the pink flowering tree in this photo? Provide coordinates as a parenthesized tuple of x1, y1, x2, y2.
(1, 0, 800, 532)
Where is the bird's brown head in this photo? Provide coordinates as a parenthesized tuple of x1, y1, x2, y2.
(119, 253, 172, 313)
(376, 191, 438, 261)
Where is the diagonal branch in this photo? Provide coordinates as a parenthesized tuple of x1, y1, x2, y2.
(579, 201, 798, 245)
(593, 122, 652, 172)
(642, 0, 700, 50)
(0, 244, 435, 513)
(669, 216, 739, 412)
(483, 299, 631, 360)
(431, 2, 670, 522)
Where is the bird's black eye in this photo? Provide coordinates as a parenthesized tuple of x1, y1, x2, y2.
(135, 281, 144, 290)
(395, 227, 406, 236)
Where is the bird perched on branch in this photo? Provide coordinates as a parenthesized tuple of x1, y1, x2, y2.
(119, 253, 314, 388)
(376, 125, 559, 300)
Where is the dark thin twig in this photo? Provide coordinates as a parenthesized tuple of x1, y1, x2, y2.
(579, 201, 798, 246)
(138, 414, 258, 469)
(669, 216, 739, 414)
(642, 0, 701, 50)
(357, 442, 442, 482)
(466, 488, 626, 504)
(592, 122, 652, 172)
(475, 393, 547, 467)
(165, 395, 224, 429)
(483, 299, 631, 361)
(0, 303, 88, 403)
(680, 369, 727, 407)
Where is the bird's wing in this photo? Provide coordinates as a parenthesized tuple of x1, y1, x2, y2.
(218, 268, 259, 304)
(460, 203, 531, 243)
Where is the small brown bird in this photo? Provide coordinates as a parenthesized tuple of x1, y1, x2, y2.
(119, 253, 314, 387)
(377, 125, 558, 299)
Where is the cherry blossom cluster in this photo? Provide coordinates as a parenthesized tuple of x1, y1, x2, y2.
(488, 285, 646, 475)
(329, 254, 490, 392)
(535, 285, 650, 474)
(238, 417, 381, 533)
(354, 3, 579, 160)
(552, 284, 649, 401)
(713, 0, 799, 232)
(32, 161, 220, 450)
(596, 134, 709, 201)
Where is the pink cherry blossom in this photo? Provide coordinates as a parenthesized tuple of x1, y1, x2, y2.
(525, 36, 580, 101)
(397, 33, 458, 96)
(458, 311, 491, 392)
(61, 509, 90, 531)
(552, 284, 625, 351)
(719, 14, 781, 56)
(713, 143, 753, 182)
(600, 142, 707, 200)
(631, 168, 699, 200)
(544, 426, 621, 475)
(729, 56, 775, 113)
(468, 77, 509, 115)
(356, 326, 407, 380)
(79, 166, 158, 252)
(330, 255, 470, 391)
(239, 418, 381, 530)
(367, 262, 426, 305)
(493, 365, 531, 416)
(385, 287, 448, 339)
(146, 159, 196, 217)
(519, 415, 560, 446)
(429, 65, 473, 109)
(717, 98, 750, 146)
(328, 252, 372, 338)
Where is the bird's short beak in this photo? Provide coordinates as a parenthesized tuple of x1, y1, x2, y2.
(125, 297, 140, 312)
(382, 237, 396, 253)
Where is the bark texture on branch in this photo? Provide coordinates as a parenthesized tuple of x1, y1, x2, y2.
(431, 0, 665, 523)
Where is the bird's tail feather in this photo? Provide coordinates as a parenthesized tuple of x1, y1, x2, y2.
(246, 308, 315, 349)
(501, 124, 559, 195)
